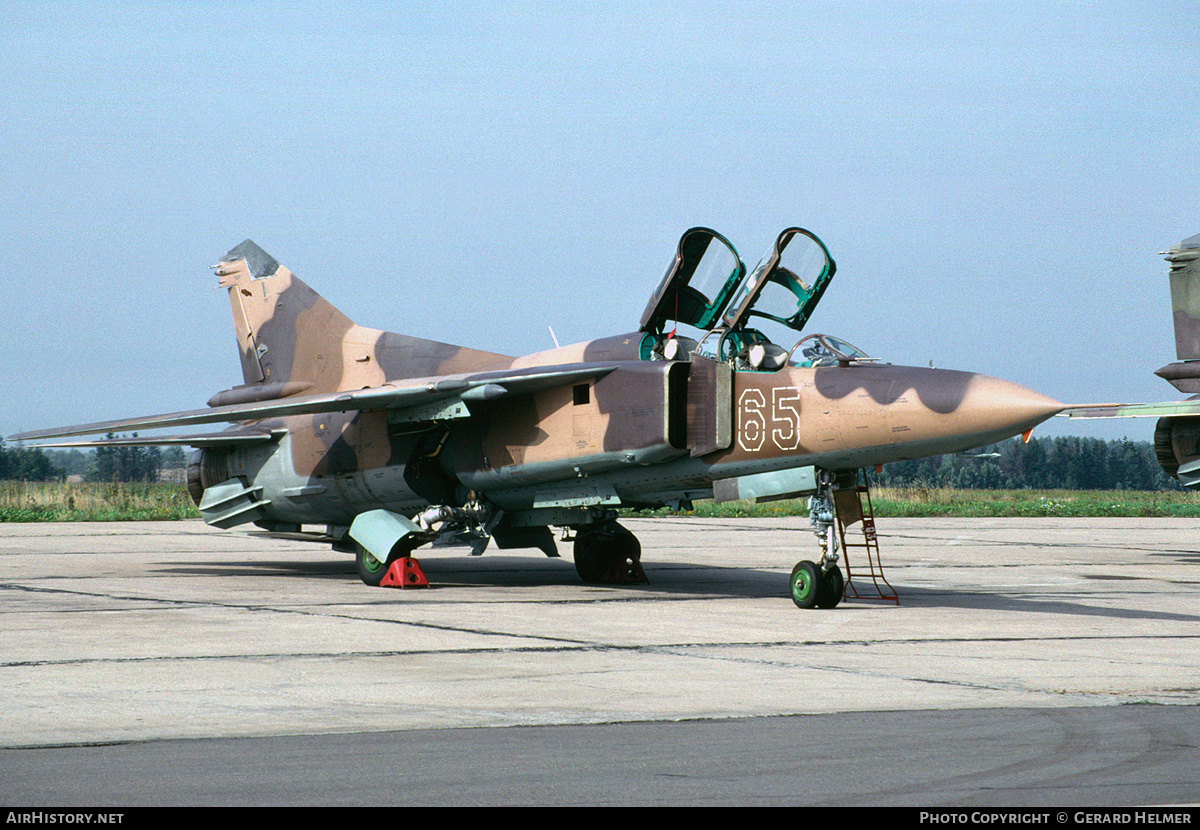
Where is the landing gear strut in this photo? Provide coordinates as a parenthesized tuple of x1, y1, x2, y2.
(790, 470, 844, 609)
(573, 520, 647, 584)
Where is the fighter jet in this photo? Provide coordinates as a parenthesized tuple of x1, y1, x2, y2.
(10, 227, 1150, 607)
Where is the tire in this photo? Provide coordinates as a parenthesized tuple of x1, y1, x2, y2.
(1155, 417, 1180, 479)
(355, 540, 415, 586)
(573, 523, 641, 583)
(816, 564, 844, 609)
(790, 560, 821, 609)
(573, 529, 610, 583)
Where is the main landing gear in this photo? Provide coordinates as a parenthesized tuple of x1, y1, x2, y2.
(572, 520, 647, 584)
(354, 539, 426, 588)
(790, 470, 845, 609)
(347, 503, 648, 589)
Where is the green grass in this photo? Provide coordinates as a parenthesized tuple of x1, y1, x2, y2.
(869, 485, 1200, 518)
(0, 481, 200, 522)
(630, 486, 1200, 519)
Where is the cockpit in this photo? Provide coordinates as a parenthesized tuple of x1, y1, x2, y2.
(638, 227, 874, 371)
(789, 333, 874, 368)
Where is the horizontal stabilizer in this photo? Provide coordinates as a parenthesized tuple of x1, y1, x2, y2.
(1059, 400, 1200, 419)
(10, 363, 618, 443)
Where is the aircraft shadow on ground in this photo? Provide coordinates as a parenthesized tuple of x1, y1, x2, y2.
(150, 553, 1200, 622)
(897, 583, 1200, 623)
(152, 553, 791, 599)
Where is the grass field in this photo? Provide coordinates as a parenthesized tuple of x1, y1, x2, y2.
(2, 480, 1198, 522)
(0, 481, 199, 522)
(848, 485, 1200, 518)
(640, 485, 1200, 519)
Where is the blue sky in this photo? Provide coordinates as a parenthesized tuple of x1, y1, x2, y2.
(2, 1, 1197, 442)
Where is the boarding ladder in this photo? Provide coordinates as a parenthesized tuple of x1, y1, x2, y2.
(833, 471, 898, 605)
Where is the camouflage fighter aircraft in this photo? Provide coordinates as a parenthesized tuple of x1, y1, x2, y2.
(14, 227, 1188, 607)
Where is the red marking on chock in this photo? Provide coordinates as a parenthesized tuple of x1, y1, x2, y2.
(381, 556, 429, 588)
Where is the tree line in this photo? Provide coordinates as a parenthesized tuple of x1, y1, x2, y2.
(0, 434, 1186, 491)
(0, 438, 188, 483)
(0, 439, 60, 481)
(871, 435, 1180, 491)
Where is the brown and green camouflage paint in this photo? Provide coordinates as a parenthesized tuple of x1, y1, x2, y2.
(207, 239, 1067, 518)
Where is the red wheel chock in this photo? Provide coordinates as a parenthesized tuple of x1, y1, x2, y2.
(381, 556, 429, 588)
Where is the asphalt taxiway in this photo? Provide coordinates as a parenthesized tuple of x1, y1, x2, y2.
(1, 516, 1198, 805)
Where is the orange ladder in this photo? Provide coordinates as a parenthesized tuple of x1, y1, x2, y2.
(833, 472, 898, 605)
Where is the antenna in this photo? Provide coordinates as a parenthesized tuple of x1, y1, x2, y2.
(548, 326, 561, 349)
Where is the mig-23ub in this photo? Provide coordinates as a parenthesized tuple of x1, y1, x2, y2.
(13, 227, 1143, 608)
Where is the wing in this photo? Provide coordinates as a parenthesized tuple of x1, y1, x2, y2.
(14, 428, 281, 449)
(9, 363, 618, 445)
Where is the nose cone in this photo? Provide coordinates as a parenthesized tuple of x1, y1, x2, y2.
(814, 363, 1065, 444)
(953, 373, 1065, 443)
(816, 364, 1065, 461)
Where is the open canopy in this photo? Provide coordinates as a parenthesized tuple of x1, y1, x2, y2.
(721, 227, 835, 333)
(639, 228, 746, 334)
(639, 226, 836, 341)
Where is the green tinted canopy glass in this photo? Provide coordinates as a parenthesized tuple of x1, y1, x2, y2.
(639, 228, 746, 334)
(721, 228, 835, 333)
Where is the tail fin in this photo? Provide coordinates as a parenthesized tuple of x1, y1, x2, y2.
(216, 240, 354, 390)
(1156, 233, 1200, 394)
(1167, 233, 1200, 363)
(1156, 233, 1200, 485)
(213, 240, 510, 399)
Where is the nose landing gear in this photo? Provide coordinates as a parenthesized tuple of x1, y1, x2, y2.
(795, 467, 902, 608)
(790, 470, 844, 608)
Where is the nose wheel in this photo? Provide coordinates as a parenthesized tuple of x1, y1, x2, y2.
(790, 469, 846, 609)
(790, 560, 820, 608)
(790, 560, 844, 609)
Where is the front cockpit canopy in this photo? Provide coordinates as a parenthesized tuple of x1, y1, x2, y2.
(721, 228, 835, 333)
(639, 228, 746, 335)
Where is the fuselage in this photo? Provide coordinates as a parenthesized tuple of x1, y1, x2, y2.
(198, 339, 1064, 527)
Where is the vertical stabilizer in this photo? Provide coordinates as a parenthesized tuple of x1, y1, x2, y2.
(215, 240, 355, 392)
(212, 240, 512, 399)
(1167, 233, 1200, 361)
(1154, 233, 1200, 486)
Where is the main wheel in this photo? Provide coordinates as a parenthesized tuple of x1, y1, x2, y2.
(816, 564, 844, 609)
(573, 530, 609, 582)
(790, 560, 821, 609)
(355, 540, 415, 586)
(573, 523, 641, 583)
